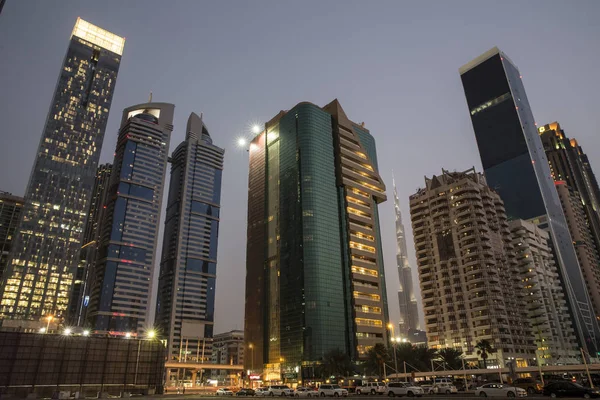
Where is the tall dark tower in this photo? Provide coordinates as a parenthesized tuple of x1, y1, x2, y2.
(392, 176, 420, 338)
(156, 112, 224, 365)
(0, 18, 124, 327)
(244, 100, 389, 381)
(459, 47, 599, 354)
(68, 163, 112, 326)
(87, 103, 174, 335)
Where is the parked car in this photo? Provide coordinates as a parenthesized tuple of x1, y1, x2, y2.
(512, 378, 543, 395)
(385, 382, 424, 397)
(356, 382, 386, 395)
(255, 388, 269, 397)
(475, 383, 527, 397)
(418, 382, 434, 395)
(432, 383, 458, 395)
(543, 381, 600, 398)
(316, 384, 348, 397)
(267, 386, 294, 397)
(217, 388, 234, 396)
(237, 388, 256, 396)
(294, 387, 315, 398)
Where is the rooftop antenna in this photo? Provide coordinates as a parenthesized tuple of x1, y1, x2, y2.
(148, 91, 152, 103)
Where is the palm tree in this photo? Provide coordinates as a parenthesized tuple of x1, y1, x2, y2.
(320, 348, 354, 378)
(411, 345, 438, 371)
(363, 343, 389, 378)
(437, 348, 464, 370)
(475, 339, 494, 369)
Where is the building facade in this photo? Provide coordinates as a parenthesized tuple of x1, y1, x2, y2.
(459, 47, 599, 353)
(392, 177, 420, 338)
(554, 182, 600, 321)
(156, 112, 224, 361)
(244, 100, 389, 379)
(0, 19, 124, 326)
(86, 103, 174, 335)
(0, 192, 24, 280)
(540, 122, 600, 253)
(410, 168, 535, 368)
(67, 164, 112, 326)
(509, 219, 579, 364)
(211, 330, 244, 371)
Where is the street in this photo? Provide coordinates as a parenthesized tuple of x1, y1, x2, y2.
(148, 394, 553, 400)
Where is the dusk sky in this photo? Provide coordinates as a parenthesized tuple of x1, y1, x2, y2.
(1, 1, 599, 334)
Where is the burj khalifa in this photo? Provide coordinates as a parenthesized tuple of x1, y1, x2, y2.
(393, 176, 420, 337)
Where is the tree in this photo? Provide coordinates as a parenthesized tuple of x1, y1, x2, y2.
(363, 343, 389, 378)
(320, 348, 354, 378)
(475, 339, 495, 369)
(437, 348, 464, 370)
(411, 345, 438, 372)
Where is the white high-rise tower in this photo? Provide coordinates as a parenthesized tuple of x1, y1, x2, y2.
(393, 175, 420, 338)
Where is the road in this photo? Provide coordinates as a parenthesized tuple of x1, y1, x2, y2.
(147, 394, 555, 400)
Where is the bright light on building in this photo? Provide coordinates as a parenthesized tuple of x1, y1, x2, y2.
(83, 330, 90, 336)
(39, 327, 46, 333)
(64, 328, 72, 335)
(147, 330, 156, 339)
(252, 125, 261, 134)
(237, 138, 247, 147)
(125, 332, 132, 338)
(72, 17, 125, 55)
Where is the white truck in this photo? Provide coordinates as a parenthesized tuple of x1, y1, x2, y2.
(355, 382, 386, 395)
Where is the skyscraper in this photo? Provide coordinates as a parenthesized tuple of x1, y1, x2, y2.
(244, 100, 389, 382)
(156, 112, 224, 362)
(392, 177, 419, 338)
(67, 163, 112, 326)
(539, 122, 600, 266)
(459, 47, 599, 353)
(509, 219, 579, 365)
(0, 18, 124, 326)
(410, 168, 535, 367)
(0, 192, 24, 280)
(554, 182, 600, 320)
(86, 103, 174, 335)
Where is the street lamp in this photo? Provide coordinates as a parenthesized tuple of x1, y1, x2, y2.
(391, 337, 398, 378)
(251, 125, 261, 134)
(45, 315, 53, 333)
(248, 343, 255, 371)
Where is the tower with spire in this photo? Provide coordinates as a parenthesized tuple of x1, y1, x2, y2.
(393, 174, 420, 338)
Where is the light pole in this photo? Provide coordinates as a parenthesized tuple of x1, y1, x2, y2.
(135, 330, 156, 386)
(249, 343, 254, 372)
(45, 315, 53, 333)
(391, 338, 398, 378)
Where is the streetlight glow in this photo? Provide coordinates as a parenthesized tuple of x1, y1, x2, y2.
(147, 329, 156, 339)
(64, 328, 72, 335)
(39, 327, 46, 333)
(237, 138, 247, 147)
(251, 125, 261, 134)
(83, 330, 90, 336)
(125, 332, 132, 338)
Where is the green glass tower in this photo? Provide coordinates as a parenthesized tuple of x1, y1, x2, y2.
(244, 100, 389, 382)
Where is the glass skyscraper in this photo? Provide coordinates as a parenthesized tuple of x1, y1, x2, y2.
(0, 19, 124, 325)
(244, 100, 389, 382)
(0, 192, 24, 280)
(86, 103, 174, 335)
(156, 112, 224, 362)
(392, 177, 420, 338)
(460, 47, 599, 353)
(67, 163, 112, 326)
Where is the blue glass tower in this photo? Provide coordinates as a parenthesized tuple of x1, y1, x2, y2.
(460, 47, 600, 353)
(156, 113, 224, 361)
(86, 102, 174, 335)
